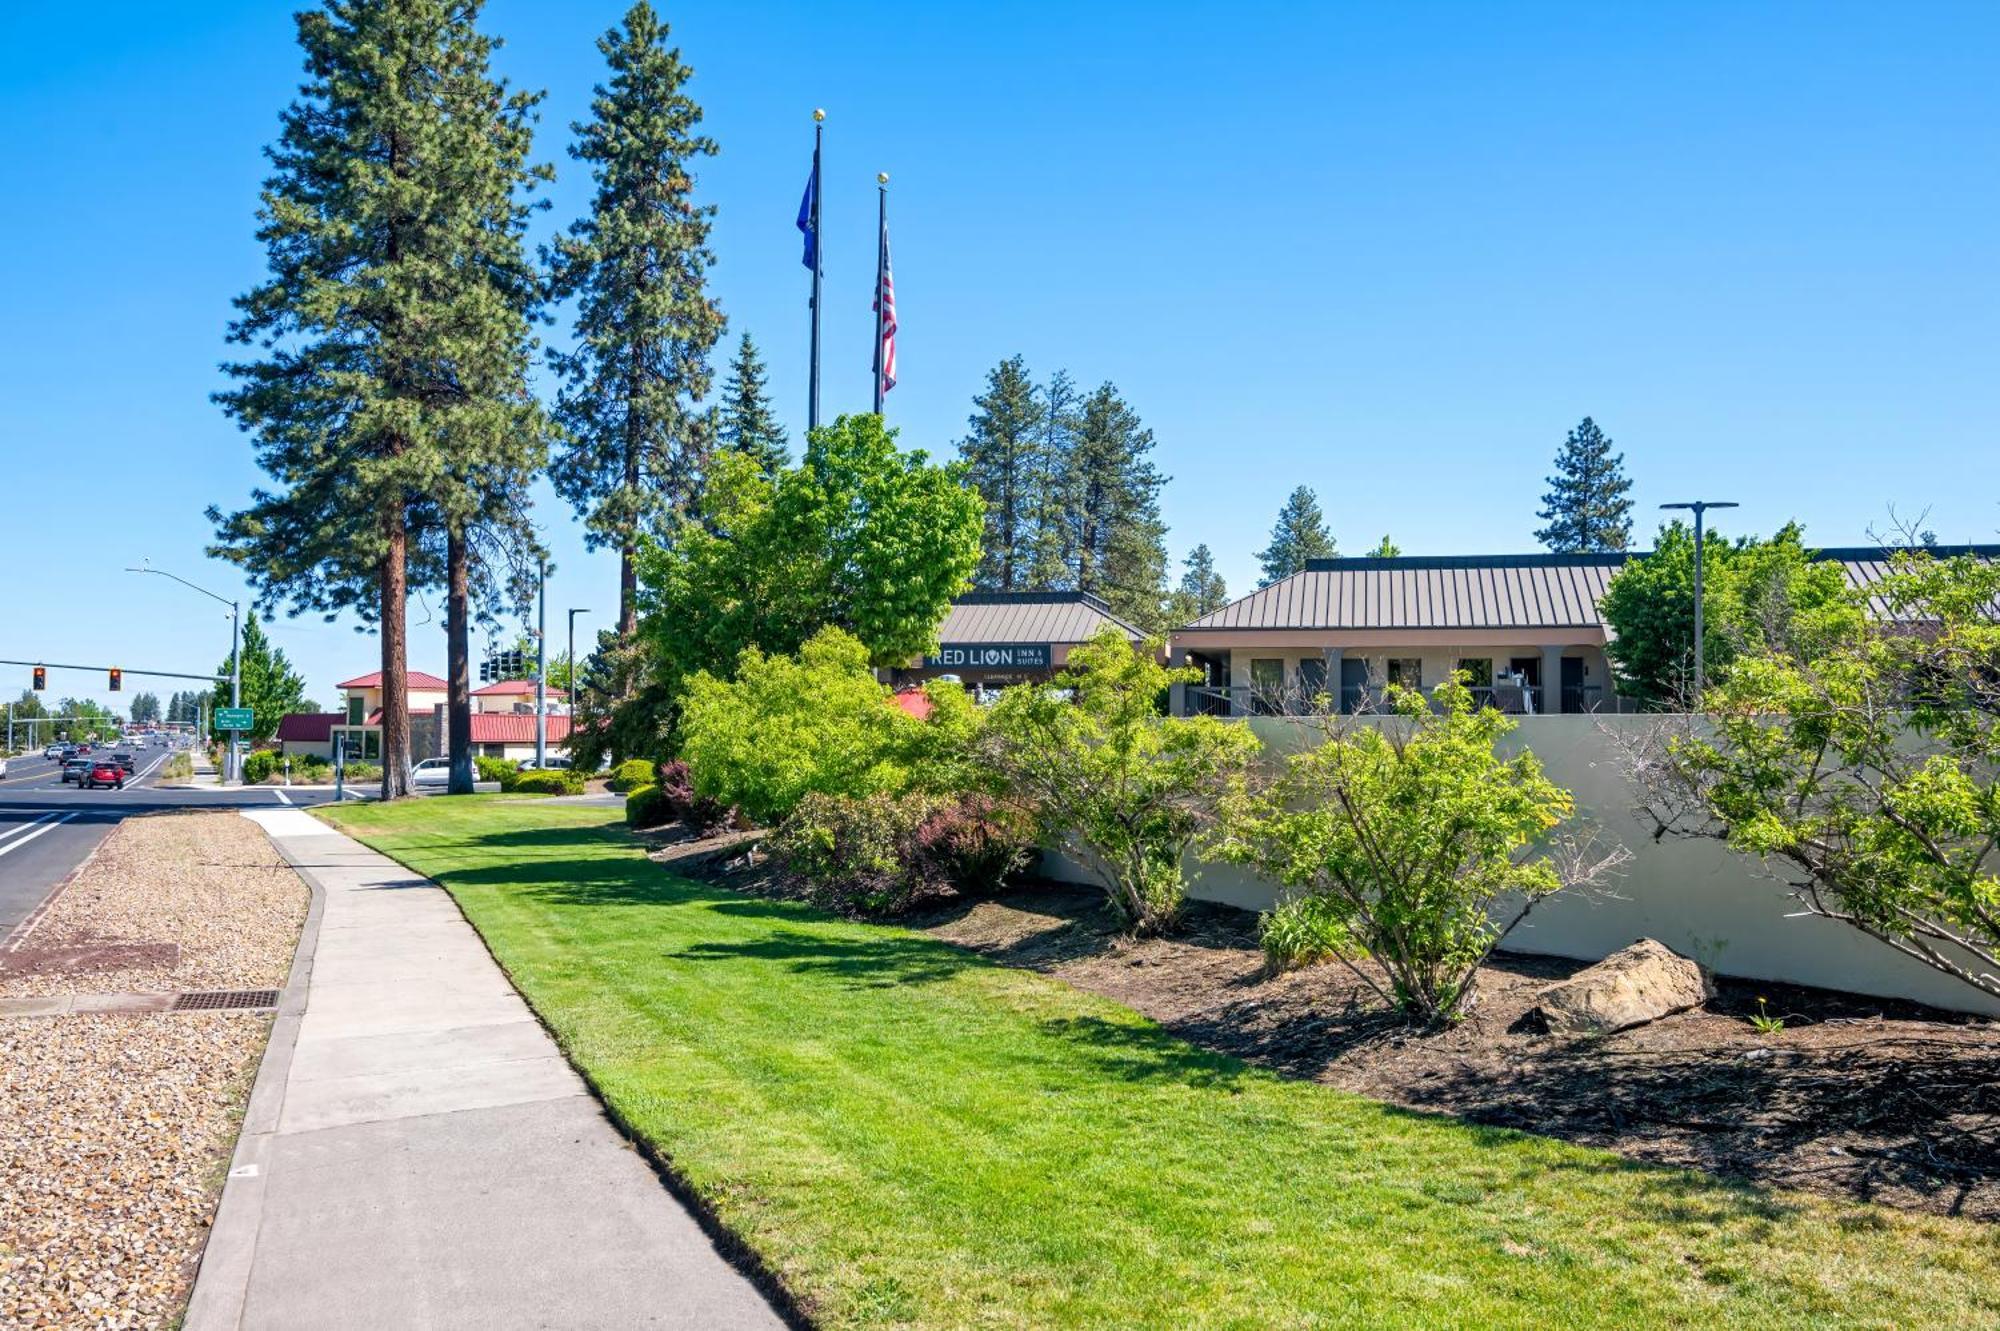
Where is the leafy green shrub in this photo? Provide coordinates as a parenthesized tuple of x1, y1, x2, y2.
(242, 750, 281, 783)
(910, 794, 1032, 898)
(506, 768, 585, 796)
(625, 783, 670, 829)
(608, 758, 656, 793)
(1219, 675, 1619, 1022)
(680, 626, 962, 826)
(292, 755, 331, 783)
(987, 627, 1261, 935)
(160, 752, 194, 783)
(341, 762, 381, 783)
(1259, 895, 1353, 974)
(475, 756, 517, 784)
(654, 759, 728, 832)
(771, 792, 943, 916)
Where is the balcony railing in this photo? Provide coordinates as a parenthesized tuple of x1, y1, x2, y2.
(1184, 683, 1609, 717)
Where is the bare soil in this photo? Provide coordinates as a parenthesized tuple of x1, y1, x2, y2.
(676, 830, 2000, 1222)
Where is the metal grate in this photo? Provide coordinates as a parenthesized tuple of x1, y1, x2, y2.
(172, 989, 281, 1012)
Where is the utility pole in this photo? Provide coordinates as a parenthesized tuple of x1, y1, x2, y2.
(127, 565, 243, 784)
(1659, 500, 1740, 707)
(567, 608, 591, 707)
(535, 557, 548, 769)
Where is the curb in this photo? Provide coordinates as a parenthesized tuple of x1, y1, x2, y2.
(180, 820, 332, 1331)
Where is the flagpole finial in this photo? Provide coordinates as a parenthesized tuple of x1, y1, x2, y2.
(877, 172, 889, 186)
(812, 107, 825, 122)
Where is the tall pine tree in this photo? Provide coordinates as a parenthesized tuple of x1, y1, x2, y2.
(1065, 383, 1169, 629)
(1166, 543, 1228, 626)
(548, 1, 723, 637)
(212, 0, 545, 799)
(1257, 486, 1336, 583)
(1022, 369, 1078, 588)
(961, 355, 1045, 590)
(1535, 416, 1633, 552)
(716, 332, 787, 480)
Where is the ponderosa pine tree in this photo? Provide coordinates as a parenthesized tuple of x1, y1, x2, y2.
(1535, 416, 1633, 553)
(548, 0, 723, 638)
(962, 355, 1045, 590)
(716, 332, 787, 481)
(1023, 369, 1079, 588)
(1166, 543, 1228, 626)
(1367, 535, 1402, 557)
(212, 0, 547, 800)
(1064, 383, 1170, 629)
(1257, 486, 1336, 584)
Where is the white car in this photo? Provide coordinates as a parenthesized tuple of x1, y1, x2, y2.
(411, 758, 452, 787)
(0, 756, 7, 778)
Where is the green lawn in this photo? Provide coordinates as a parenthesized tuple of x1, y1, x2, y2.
(320, 797, 2000, 1330)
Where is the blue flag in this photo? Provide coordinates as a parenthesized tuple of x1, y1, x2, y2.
(797, 158, 818, 271)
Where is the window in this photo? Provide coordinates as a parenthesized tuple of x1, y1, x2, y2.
(1386, 658, 1422, 690)
(1250, 659, 1284, 715)
(346, 694, 365, 725)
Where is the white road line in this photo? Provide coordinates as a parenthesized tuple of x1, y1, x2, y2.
(273, 788, 293, 806)
(0, 812, 62, 849)
(0, 812, 77, 859)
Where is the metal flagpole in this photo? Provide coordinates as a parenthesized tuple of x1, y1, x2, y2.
(873, 173, 887, 415)
(808, 109, 825, 434)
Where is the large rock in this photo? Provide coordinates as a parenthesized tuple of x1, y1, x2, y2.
(1530, 939, 1713, 1035)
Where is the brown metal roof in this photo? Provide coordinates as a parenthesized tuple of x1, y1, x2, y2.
(936, 591, 1145, 644)
(1181, 546, 2000, 633)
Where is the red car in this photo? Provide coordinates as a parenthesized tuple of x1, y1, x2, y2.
(81, 760, 126, 790)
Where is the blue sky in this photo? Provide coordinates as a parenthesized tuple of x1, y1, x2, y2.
(2, 2, 1995, 713)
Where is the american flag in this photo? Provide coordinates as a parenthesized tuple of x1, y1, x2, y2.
(874, 224, 897, 397)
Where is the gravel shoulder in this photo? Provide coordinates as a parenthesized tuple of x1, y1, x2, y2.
(0, 812, 307, 1330)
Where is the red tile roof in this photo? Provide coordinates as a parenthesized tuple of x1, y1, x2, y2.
(275, 712, 342, 743)
(337, 670, 451, 691)
(469, 713, 573, 744)
(471, 680, 567, 699)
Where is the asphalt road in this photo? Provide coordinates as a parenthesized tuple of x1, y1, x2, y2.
(0, 745, 348, 941)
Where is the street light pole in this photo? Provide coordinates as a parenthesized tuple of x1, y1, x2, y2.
(567, 609, 591, 709)
(128, 565, 243, 784)
(535, 557, 548, 770)
(1659, 501, 1740, 708)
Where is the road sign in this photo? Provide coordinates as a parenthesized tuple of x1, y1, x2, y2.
(214, 707, 255, 732)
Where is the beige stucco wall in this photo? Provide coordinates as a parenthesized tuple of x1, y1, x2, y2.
(1043, 714, 2000, 1017)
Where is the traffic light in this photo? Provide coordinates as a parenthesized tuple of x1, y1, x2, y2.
(108, 668, 123, 692)
(32, 666, 46, 691)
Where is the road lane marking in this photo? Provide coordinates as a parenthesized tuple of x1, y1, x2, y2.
(0, 813, 63, 848)
(273, 789, 293, 806)
(0, 812, 77, 859)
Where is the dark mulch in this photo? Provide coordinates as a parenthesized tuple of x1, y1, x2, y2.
(667, 827, 2000, 1221)
(0, 935, 180, 979)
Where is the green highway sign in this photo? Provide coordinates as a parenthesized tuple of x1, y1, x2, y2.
(214, 707, 255, 732)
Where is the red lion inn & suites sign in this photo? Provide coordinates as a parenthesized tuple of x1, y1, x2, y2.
(922, 643, 1052, 670)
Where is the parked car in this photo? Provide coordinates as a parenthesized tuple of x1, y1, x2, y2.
(411, 758, 452, 787)
(61, 756, 94, 784)
(517, 756, 573, 771)
(81, 759, 126, 790)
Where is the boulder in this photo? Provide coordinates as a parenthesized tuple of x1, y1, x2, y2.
(1530, 939, 1713, 1035)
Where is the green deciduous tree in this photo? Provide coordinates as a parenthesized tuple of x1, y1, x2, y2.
(1600, 521, 1856, 707)
(212, 0, 548, 799)
(716, 332, 787, 481)
(211, 612, 309, 744)
(548, 0, 722, 638)
(986, 627, 1261, 934)
(1637, 552, 2000, 1001)
(1535, 416, 1633, 553)
(1218, 674, 1619, 1022)
(962, 355, 1046, 590)
(1257, 486, 1336, 584)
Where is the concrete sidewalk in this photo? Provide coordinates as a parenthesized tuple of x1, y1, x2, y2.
(187, 808, 785, 1331)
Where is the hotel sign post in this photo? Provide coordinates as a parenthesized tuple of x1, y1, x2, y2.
(921, 643, 1053, 670)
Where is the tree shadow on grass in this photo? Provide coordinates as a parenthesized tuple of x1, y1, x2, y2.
(671, 929, 975, 989)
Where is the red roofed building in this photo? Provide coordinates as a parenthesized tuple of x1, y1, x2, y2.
(277, 670, 578, 765)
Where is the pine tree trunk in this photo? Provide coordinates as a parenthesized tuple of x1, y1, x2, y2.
(619, 543, 638, 639)
(379, 505, 413, 801)
(446, 524, 474, 795)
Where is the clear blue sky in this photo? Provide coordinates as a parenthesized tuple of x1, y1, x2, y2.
(3, 2, 1995, 714)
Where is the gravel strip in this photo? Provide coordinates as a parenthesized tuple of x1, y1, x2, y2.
(0, 1013, 270, 1329)
(1, 812, 305, 999)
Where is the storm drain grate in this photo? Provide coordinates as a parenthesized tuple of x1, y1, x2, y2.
(172, 989, 281, 1012)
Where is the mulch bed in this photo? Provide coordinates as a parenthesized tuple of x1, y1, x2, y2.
(676, 832, 2000, 1222)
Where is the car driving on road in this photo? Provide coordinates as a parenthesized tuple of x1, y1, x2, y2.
(112, 752, 136, 773)
(43, 744, 63, 760)
(61, 755, 94, 784)
(81, 759, 126, 790)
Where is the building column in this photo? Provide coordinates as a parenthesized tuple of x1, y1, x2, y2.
(1168, 644, 1189, 717)
(1541, 644, 1566, 715)
(1325, 647, 1345, 713)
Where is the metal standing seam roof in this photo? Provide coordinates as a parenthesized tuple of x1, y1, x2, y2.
(934, 590, 1146, 644)
(1180, 547, 2000, 633)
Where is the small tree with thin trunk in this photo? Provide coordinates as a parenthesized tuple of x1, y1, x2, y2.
(986, 627, 1261, 934)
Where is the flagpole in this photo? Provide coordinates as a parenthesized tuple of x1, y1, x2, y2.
(873, 173, 888, 416)
(808, 109, 824, 435)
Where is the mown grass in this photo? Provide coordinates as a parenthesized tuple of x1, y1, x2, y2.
(320, 797, 2000, 1330)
